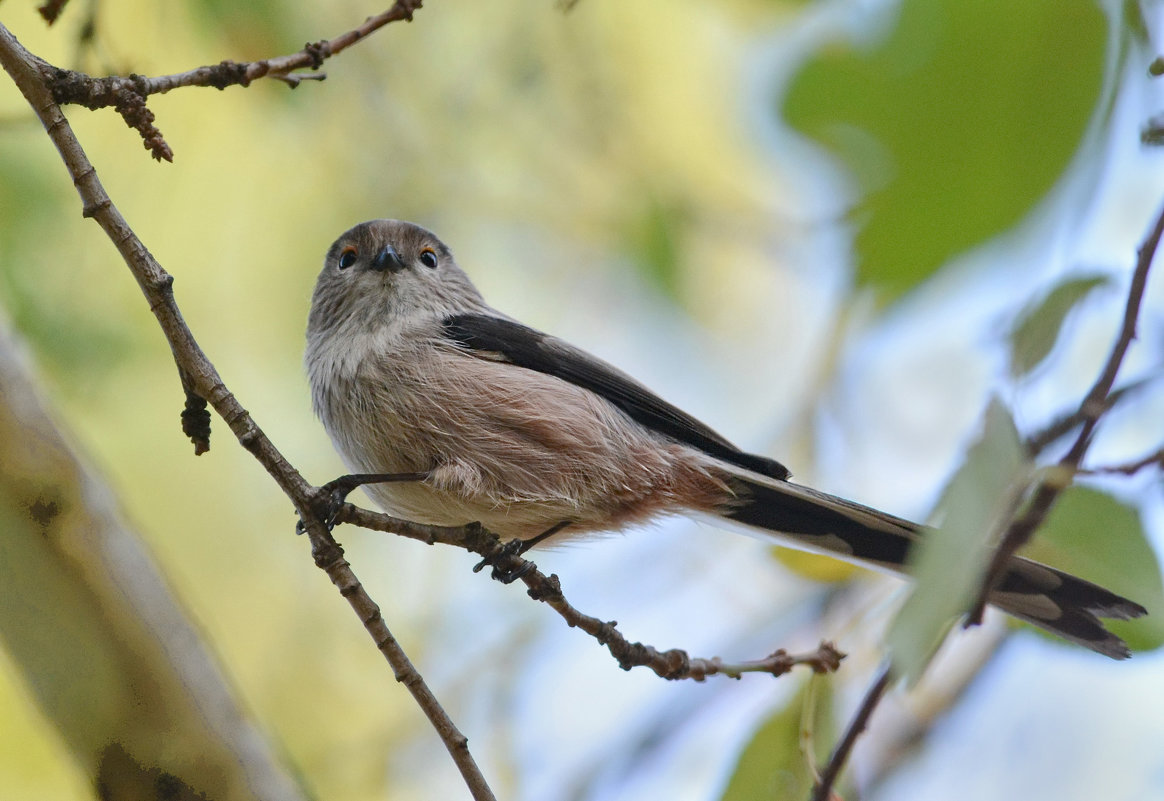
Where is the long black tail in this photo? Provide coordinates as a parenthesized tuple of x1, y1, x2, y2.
(719, 474, 1147, 659)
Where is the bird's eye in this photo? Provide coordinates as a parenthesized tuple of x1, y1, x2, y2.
(418, 248, 438, 269)
(338, 246, 358, 270)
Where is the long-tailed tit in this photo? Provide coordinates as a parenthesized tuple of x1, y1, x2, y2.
(306, 219, 1145, 658)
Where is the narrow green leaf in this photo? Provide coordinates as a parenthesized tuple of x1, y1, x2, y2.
(887, 399, 1031, 682)
(1009, 274, 1110, 378)
(1020, 486, 1164, 652)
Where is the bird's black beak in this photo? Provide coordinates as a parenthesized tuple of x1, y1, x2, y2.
(371, 244, 407, 273)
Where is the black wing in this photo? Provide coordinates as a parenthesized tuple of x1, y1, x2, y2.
(441, 313, 790, 481)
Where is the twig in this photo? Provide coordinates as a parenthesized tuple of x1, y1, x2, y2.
(305, 527, 495, 801)
(811, 664, 893, 801)
(967, 198, 1164, 625)
(272, 72, 327, 88)
(28, 1, 421, 159)
(45, 1, 423, 104)
(1024, 375, 1156, 456)
(0, 17, 498, 801)
(336, 503, 846, 680)
(1080, 446, 1164, 476)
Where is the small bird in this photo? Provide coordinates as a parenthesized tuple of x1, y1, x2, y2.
(305, 219, 1146, 659)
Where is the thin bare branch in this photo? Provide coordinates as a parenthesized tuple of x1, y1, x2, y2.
(859, 627, 1005, 796)
(0, 17, 497, 801)
(305, 527, 496, 801)
(336, 503, 845, 681)
(811, 664, 893, 801)
(968, 198, 1164, 625)
(27, 2, 421, 159)
(1024, 375, 1157, 456)
(1081, 446, 1164, 476)
(45, 1, 423, 105)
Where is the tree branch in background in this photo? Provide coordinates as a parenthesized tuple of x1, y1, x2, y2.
(967, 198, 1164, 626)
(0, 315, 309, 801)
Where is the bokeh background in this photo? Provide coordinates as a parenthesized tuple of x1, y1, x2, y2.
(2, 0, 1164, 799)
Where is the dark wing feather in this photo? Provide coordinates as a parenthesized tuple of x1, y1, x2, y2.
(441, 313, 790, 480)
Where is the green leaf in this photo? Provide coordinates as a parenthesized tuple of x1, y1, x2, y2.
(1009, 274, 1110, 378)
(888, 399, 1031, 682)
(783, 0, 1109, 300)
(719, 678, 835, 801)
(1020, 486, 1164, 652)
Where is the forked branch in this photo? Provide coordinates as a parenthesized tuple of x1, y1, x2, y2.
(32, 1, 423, 159)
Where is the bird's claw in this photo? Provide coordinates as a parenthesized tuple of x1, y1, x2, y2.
(473, 538, 536, 584)
(296, 481, 354, 535)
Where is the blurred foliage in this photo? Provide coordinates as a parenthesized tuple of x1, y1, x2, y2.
(719, 677, 836, 801)
(0, 152, 136, 385)
(888, 399, 1029, 683)
(783, 0, 1109, 300)
(1008, 274, 1111, 378)
(772, 544, 860, 583)
(188, 0, 302, 57)
(627, 194, 688, 300)
(1022, 486, 1164, 652)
